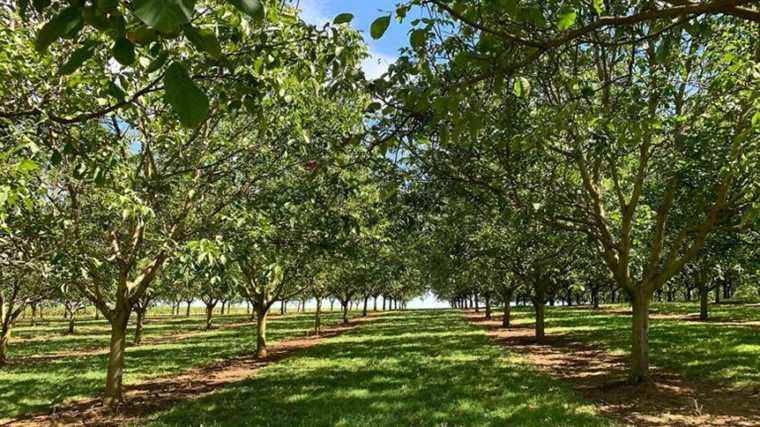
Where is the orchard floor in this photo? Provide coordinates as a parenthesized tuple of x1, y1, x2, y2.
(2, 306, 759, 426)
(467, 302, 760, 426)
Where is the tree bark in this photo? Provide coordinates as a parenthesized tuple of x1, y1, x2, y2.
(484, 293, 491, 320)
(532, 299, 545, 341)
(630, 290, 651, 383)
(362, 296, 369, 317)
(341, 301, 349, 324)
(0, 325, 10, 365)
(373, 296, 378, 311)
(186, 301, 192, 317)
(474, 293, 479, 312)
(255, 306, 268, 358)
(68, 313, 76, 335)
(134, 309, 146, 345)
(103, 313, 129, 407)
(314, 298, 322, 335)
(205, 303, 215, 330)
(699, 282, 709, 321)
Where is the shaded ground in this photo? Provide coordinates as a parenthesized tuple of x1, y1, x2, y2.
(465, 308, 760, 426)
(0, 312, 344, 420)
(3, 318, 372, 427)
(147, 310, 611, 427)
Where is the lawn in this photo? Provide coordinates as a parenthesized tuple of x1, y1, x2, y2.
(0, 311, 343, 420)
(148, 310, 611, 427)
(496, 302, 760, 390)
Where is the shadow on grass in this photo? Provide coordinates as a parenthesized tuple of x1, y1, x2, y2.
(0, 313, 343, 420)
(149, 310, 610, 427)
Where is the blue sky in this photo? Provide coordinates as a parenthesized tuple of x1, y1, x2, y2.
(294, 0, 419, 79)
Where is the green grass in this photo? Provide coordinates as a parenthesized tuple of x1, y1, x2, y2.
(148, 310, 611, 427)
(0, 311, 343, 420)
(499, 302, 760, 390)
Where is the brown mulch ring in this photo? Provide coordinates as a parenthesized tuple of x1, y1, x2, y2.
(464, 312, 760, 427)
(3, 316, 377, 427)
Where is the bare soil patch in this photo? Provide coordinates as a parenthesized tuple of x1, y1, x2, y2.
(2, 317, 376, 427)
(464, 312, 760, 427)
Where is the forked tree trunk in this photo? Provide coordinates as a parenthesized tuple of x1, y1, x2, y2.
(104, 312, 130, 407)
(630, 290, 651, 383)
(255, 307, 268, 358)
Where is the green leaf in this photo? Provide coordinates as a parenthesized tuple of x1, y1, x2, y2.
(752, 111, 760, 128)
(229, 0, 265, 23)
(370, 15, 391, 40)
(164, 62, 209, 127)
(333, 13, 354, 24)
(146, 50, 169, 73)
(133, 0, 195, 33)
(410, 29, 427, 49)
(499, 0, 519, 17)
(35, 6, 84, 52)
(513, 76, 531, 98)
(60, 40, 97, 75)
(112, 37, 136, 65)
(593, 0, 605, 15)
(182, 25, 222, 59)
(18, 159, 39, 173)
(557, 11, 577, 30)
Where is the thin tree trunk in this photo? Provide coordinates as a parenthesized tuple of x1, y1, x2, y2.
(68, 311, 76, 335)
(314, 298, 322, 335)
(0, 325, 11, 365)
(342, 301, 349, 324)
(699, 283, 709, 321)
(484, 294, 492, 320)
(256, 307, 268, 358)
(186, 301, 192, 317)
(373, 296, 378, 311)
(630, 290, 651, 383)
(474, 294, 479, 312)
(532, 299, 545, 341)
(104, 312, 129, 407)
(134, 309, 145, 345)
(362, 296, 368, 317)
(205, 304, 214, 330)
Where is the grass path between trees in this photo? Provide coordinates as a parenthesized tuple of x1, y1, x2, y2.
(147, 310, 611, 427)
(0, 312, 344, 421)
(467, 303, 760, 426)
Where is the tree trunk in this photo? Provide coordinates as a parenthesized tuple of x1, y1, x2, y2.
(186, 301, 192, 317)
(502, 300, 511, 328)
(205, 304, 214, 330)
(373, 296, 378, 311)
(314, 298, 322, 335)
(104, 313, 129, 408)
(591, 287, 600, 309)
(256, 307, 268, 358)
(532, 299, 545, 341)
(68, 312, 76, 335)
(630, 291, 651, 383)
(30, 303, 37, 327)
(0, 325, 11, 365)
(714, 287, 720, 304)
(362, 296, 368, 317)
(134, 309, 145, 345)
(699, 283, 709, 321)
(484, 294, 492, 320)
(382, 296, 386, 311)
(474, 293, 479, 312)
(342, 301, 349, 324)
